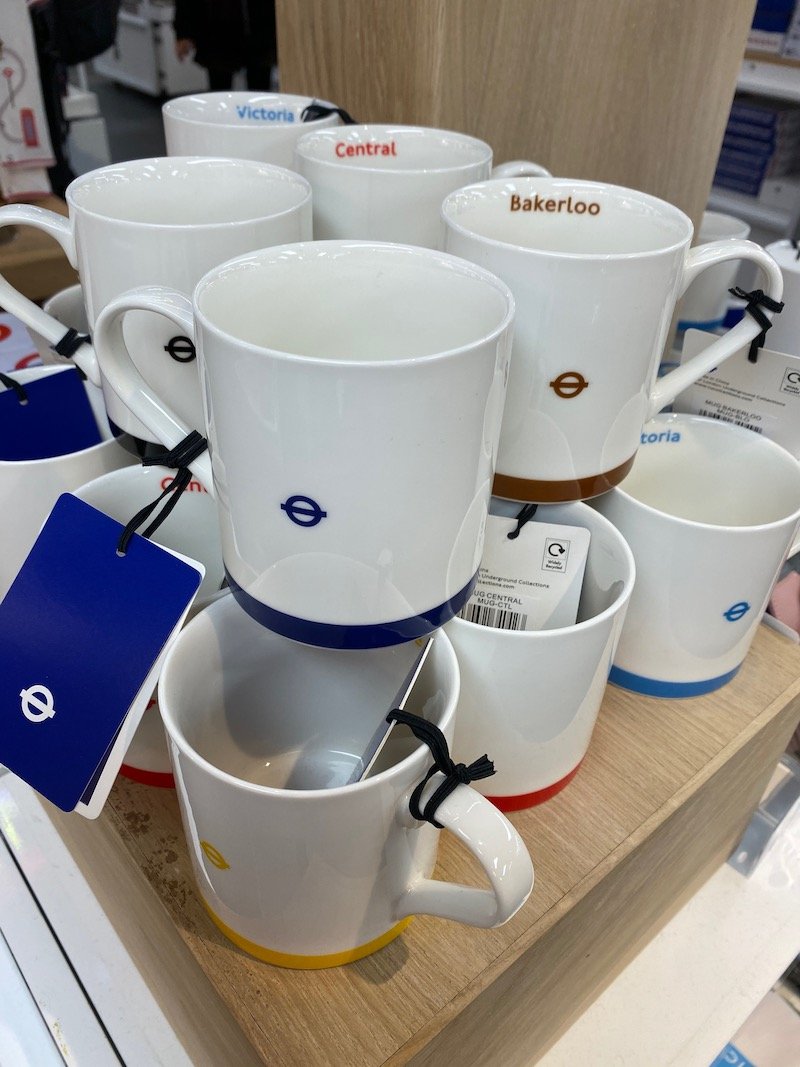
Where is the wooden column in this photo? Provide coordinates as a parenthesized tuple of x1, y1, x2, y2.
(276, 0, 756, 228)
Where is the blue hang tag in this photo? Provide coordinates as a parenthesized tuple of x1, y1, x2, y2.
(0, 367, 103, 461)
(0, 493, 204, 816)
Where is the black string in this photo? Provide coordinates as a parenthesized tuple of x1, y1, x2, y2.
(387, 709, 494, 829)
(300, 101, 357, 125)
(507, 502, 538, 540)
(791, 238, 800, 262)
(51, 327, 91, 358)
(728, 286, 785, 363)
(116, 431, 208, 556)
(0, 371, 27, 404)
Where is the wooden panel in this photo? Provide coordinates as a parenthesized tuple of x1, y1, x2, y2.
(276, 0, 756, 228)
(44, 625, 800, 1066)
(0, 196, 77, 303)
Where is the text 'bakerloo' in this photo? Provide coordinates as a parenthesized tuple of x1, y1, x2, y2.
(336, 141, 398, 158)
(510, 193, 600, 215)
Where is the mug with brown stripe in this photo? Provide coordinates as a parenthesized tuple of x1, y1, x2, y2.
(443, 177, 783, 503)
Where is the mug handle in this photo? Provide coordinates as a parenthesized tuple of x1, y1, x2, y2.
(492, 160, 552, 178)
(393, 771, 534, 927)
(0, 205, 100, 384)
(93, 286, 214, 492)
(648, 240, 784, 417)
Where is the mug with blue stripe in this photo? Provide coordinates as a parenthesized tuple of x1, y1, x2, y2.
(591, 413, 800, 697)
(93, 241, 514, 649)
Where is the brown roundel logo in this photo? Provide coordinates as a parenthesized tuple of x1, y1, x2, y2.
(549, 371, 589, 398)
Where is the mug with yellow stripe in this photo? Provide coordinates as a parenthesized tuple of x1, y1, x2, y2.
(158, 595, 534, 968)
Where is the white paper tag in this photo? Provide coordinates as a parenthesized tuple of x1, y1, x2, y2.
(460, 516, 591, 631)
(674, 329, 800, 457)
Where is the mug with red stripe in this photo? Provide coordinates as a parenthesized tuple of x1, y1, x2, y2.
(446, 499, 634, 811)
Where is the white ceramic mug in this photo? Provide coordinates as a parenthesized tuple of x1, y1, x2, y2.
(73, 463, 225, 786)
(446, 499, 634, 810)
(764, 239, 800, 356)
(0, 157, 312, 442)
(94, 241, 514, 649)
(443, 177, 783, 503)
(294, 124, 550, 249)
(591, 413, 800, 697)
(159, 595, 534, 968)
(676, 211, 751, 331)
(163, 92, 342, 168)
(0, 366, 134, 600)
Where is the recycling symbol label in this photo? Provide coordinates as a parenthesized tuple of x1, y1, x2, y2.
(542, 538, 570, 572)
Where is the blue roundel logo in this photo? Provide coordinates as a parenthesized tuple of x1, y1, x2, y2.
(723, 601, 750, 622)
(280, 494, 327, 528)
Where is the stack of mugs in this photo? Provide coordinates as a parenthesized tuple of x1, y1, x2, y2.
(1, 90, 799, 969)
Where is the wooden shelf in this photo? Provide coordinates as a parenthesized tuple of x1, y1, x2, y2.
(45, 625, 800, 1066)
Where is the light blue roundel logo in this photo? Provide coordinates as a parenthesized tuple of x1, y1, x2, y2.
(723, 601, 750, 622)
(280, 494, 327, 528)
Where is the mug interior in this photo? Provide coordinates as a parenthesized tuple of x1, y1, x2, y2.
(296, 125, 492, 172)
(67, 157, 309, 226)
(443, 178, 691, 255)
(161, 597, 456, 791)
(73, 465, 224, 602)
(163, 92, 331, 127)
(620, 415, 800, 526)
(487, 498, 634, 628)
(196, 242, 512, 360)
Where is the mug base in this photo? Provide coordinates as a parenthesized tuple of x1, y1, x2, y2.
(118, 763, 176, 788)
(492, 454, 636, 503)
(608, 663, 742, 698)
(485, 760, 583, 812)
(201, 898, 412, 969)
(224, 568, 478, 649)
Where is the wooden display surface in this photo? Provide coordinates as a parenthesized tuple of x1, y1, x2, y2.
(47, 625, 800, 1066)
(0, 196, 77, 303)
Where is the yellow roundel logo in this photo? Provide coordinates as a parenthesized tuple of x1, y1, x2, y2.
(550, 371, 589, 398)
(200, 840, 230, 870)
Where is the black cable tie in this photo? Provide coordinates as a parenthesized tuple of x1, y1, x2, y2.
(0, 371, 28, 404)
(51, 327, 91, 358)
(116, 431, 208, 556)
(387, 708, 494, 829)
(300, 101, 357, 125)
(728, 286, 784, 363)
(141, 429, 207, 471)
(507, 502, 538, 540)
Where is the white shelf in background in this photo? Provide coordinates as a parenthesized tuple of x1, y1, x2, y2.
(738, 56, 800, 102)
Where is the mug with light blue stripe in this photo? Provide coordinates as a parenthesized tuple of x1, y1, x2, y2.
(591, 413, 800, 697)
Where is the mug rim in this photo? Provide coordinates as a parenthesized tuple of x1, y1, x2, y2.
(162, 91, 338, 129)
(192, 239, 515, 367)
(766, 237, 800, 270)
(441, 177, 694, 260)
(448, 502, 636, 640)
(294, 124, 493, 176)
(158, 599, 460, 800)
(65, 156, 312, 231)
(613, 412, 800, 533)
(0, 365, 119, 467)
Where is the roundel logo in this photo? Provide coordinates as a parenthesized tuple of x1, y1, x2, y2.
(550, 371, 589, 398)
(723, 601, 750, 622)
(280, 494, 327, 527)
(200, 840, 230, 870)
(20, 684, 56, 723)
(163, 335, 196, 363)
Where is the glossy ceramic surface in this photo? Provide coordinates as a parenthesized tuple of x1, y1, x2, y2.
(443, 178, 783, 501)
(592, 413, 800, 695)
(94, 241, 515, 647)
(158, 598, 533, 965)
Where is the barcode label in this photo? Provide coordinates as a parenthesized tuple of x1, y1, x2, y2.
(698, 409, 762, 433)
(459, 603, 528, 630)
